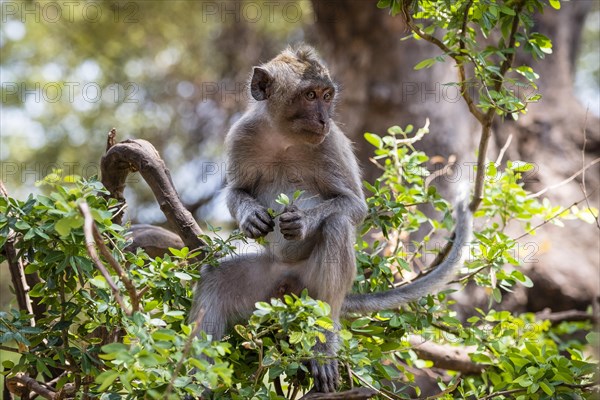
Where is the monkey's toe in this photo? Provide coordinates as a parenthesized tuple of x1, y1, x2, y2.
(310, 359, 340, 393)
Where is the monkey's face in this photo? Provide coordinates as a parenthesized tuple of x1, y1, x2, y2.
(283, 84, 335, 145)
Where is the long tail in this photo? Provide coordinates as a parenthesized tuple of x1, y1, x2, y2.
(342, 190, 473, 315)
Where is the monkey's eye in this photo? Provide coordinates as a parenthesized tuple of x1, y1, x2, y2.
(305, 91, 317, 100)
(323, 92, 333, 102)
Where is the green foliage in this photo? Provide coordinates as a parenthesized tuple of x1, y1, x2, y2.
(379, 0, 558, 120)
(2, 1, 598, 398)
(0, 174, 236, 398)
(1, 126, 598, 398)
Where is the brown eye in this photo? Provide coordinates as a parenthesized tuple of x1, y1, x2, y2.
(324, 92, 333, 102)
(305, 91, 317, 100)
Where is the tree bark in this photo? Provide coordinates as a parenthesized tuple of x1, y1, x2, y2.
(309, 0, 599, 315)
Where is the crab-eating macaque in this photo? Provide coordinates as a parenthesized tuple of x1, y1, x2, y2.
(190, 44, 472, 393)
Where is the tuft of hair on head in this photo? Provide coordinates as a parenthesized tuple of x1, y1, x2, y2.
(291, 43, 320, 62)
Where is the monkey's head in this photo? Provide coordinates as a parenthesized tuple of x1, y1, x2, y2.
(250, 45, 337, 145)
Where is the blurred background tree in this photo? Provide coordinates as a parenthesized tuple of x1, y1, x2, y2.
(1, 0, 598, 340)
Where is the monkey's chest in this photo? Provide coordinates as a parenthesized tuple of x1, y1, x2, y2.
(252, 159, 322, 205)
(255, 167, 322, 261)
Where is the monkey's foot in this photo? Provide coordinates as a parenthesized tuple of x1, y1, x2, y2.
(309, 358, 340, 393)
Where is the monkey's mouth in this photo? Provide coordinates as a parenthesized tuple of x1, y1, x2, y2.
(302, 122, 330, 137)
(300, 129, 328, 144)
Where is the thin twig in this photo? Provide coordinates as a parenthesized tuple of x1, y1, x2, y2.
(495, 134, 513, 166)
(579, 109, 600, 230)
(349, 369, 395, 400)
(90, 221, 140, 312)
(470, 7, 522, 212)
(79, 202, 131, 316)
(401, 1, 484, 124)
(456, 0, 484, 124)
(515, 188, 599, 241)
(423, 377, 461, 400)
(6, 373, 55, 400)
(425, 155, 457, 188)
(395, 119, 430, 145)
(1, 181, 36, 327)
(526, 157, 600, 199)
(479, 388, 524, 400)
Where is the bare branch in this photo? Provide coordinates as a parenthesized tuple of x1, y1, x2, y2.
(6, 373, 55, 400)
(79, 202, 131, 316)
(515, 188, 599, 241)
(88, 215, 140, 312)
(580, 110, 600, 230)
(527, 157, 600, 199)
(1, 180, 36, 326)
(408, 335, 484, 374)
(100, 130, 206, 256)
(535, 308, 598, 325)
(495, 134, 513, 166)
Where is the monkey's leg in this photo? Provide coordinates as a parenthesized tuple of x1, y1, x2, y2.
(304, 214, 357, 393)
(192, 252, 285, 339)
(188, 253, 285, 398)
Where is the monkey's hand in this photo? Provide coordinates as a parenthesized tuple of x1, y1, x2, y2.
(239, 205, 275, 239)
(280, 205, 310, 241)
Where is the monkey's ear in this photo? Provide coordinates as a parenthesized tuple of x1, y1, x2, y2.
(250, 67, 272, 101)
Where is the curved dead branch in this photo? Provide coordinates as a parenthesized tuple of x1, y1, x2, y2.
(100, 129, 206, 255)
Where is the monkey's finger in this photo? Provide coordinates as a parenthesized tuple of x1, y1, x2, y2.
(244, 225, 263, 238)
(327, 362, 339, 391)
(310, 361, 323, 392)
(255, 210, 275, 227)
(280, 212, 301, 223)
(284, 204, 298, 213)
(280, 220, 302, 230)
(249, 216, 274, 233)
(245, 221, 272, 238)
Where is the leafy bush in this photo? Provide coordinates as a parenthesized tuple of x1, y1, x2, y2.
(2, 0, 598, 399)
(1, 123, 598, 399)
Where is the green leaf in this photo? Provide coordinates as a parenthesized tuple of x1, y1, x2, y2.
(351, 317, 371, 329)
(54, 215, 83, 237)
(289, 331, 303, 344)
(376, 0, 391, 9)
(102, 343, 128, 353)
(293, 190, 305, 201)
(96, 370, 120, 391)
(549, 0, 560, 10)
(89, 276, 108, 289)
(174, 272, 192, 280)
(470, 352, 492, 364)
(539, 380, 554, 395)
(414, 58, 437, 70)
(364, 133, 383, 148)
(275, 193, 290, 206)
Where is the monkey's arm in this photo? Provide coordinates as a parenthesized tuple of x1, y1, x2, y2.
(227, 188, 275, 239)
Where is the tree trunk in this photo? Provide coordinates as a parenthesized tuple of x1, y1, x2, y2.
(309, 0, 599, 313)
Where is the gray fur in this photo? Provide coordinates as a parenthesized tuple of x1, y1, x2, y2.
(190, 45, 472, 393)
